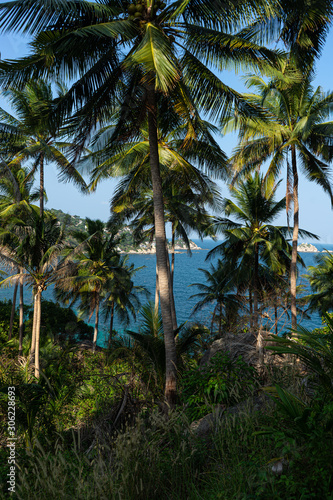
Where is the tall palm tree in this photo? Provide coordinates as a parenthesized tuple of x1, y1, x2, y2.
(0, 80, 86, 217)
(208, 172, 314, 331)
(305, 253, 333, 315)
(108, 155, 221, 328)
(101, 255, 148, 346)
(55, 218, 129, 351)
(190, 259, 243, 336)
(0, 210, 68, 377)
(0, 161, 39, 343)
(278, 0, 333, 73)
(228, 73, 333, 328)
(0, 0, 282, 404)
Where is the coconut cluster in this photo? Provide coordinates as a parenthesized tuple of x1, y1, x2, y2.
(126, 1, 166, 21)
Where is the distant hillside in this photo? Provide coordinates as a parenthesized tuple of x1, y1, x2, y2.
(49, 208, 202, 252)
(49, 208, 87, 232)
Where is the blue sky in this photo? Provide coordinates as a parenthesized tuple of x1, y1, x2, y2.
(0, 16, 333, 242)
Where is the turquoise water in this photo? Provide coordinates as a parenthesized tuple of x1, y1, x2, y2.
(0, 238, 332, 345)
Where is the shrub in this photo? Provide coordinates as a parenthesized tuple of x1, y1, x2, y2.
(181, 351, 259, 420)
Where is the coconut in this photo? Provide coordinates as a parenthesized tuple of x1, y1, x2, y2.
(127, 4, 136, 14)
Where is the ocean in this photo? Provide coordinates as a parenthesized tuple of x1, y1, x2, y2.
(1, 238, 332, 345)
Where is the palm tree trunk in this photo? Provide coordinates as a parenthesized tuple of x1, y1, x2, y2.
(171, 224, 175, 285)
(147, 85, 177, 407)
(39, 156, 44, 217)
(253, 244, 259, 331)
(257, 325, 264, 366)
(291, 146, 299, 330)
(275, 303, 278, 335)
(154, 262, 159, 315)
(211, 305, 217, 334)
(166, 238, 177, 331)
(93, 294, 100, 352)
(18, 272, 24, 357)
(108, 300, 115, 348)
(249, 286, 253, 330)
(219, 302, 222, 337)
(34, 290, 42, 378)
(30, 291, 38, 361)
(8, 280, 18, 341)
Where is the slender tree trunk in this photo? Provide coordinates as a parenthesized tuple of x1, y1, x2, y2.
(257, 325, 264, 366)
(290, 146, 299, 330)
(166, 237, 177, 331)
(154, 262, 159, 315)
(147, 85, 177, 406)
(249, 287, 253, 330)
(171, 224, 175, 285)
(34, 290, 42, 379)
(211, 305, 217, 334)
(274, 303, 278, 336)
(30, 292, 38, 362)
(8, 280, 18, 341)
(39, 156, 44, 218)
(18, 272, 24, 357)
(218, 302, 222, 337)
(93, 294, 100, 352)
(253, 245, 259, 331)
(108, 300, 115, 348)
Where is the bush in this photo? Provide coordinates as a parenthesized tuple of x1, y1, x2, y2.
(181, 351, 259, 421)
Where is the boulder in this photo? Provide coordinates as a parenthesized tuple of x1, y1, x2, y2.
(199, 331, 257, 367)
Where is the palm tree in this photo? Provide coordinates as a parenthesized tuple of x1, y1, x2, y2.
(101, 255, 148, 346)
(0, 210, 68, 377)
(55, 218, 130, 351)
(228, 73, 333, 328)
(0, 80, 86, 217)
(207, 172, 314, 332)
(108, 155, 221, 328)
(305, 253, 333, 315)
(0, 0, 283, 405)
(278, 0, 333, 73)
(0, 161, 39, 344)
(109, 302, 204, 398)
(190, 259, 243, 336)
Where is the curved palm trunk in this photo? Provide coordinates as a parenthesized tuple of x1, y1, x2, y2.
(154, 262, 159, 315)
(93, 294, 100, 352)
(108, 300, 115, 348)
(39, 156, 44, 217)
(166, 238, 177, 331)
(147, 85, 177, 406)
(219, 302, 222, 337)
(8, 279, 18, 340)
(34, 290, 42, 378)
(18, 272, 24, 357)
(170, 224, 178, 330)
(291, 146, 299, 330)
(171, 224, 175, 285)
(30, 291, 38, 361)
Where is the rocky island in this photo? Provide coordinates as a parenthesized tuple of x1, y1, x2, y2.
(297, 243, 319, 252)
(50, 208, 202, 253)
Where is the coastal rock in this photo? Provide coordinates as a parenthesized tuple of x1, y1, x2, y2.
(199, 331, 257, 367)
(190, 394, 272, 439)
(297, 243, 318, 252)
(120, 238, 202, 254)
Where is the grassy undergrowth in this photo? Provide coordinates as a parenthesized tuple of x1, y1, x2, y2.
(2, 314, 333, 498)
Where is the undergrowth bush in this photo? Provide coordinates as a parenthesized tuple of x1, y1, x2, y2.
(181, 352, 259, 420)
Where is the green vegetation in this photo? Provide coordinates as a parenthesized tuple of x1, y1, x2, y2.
(0, 0, 333, 497)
